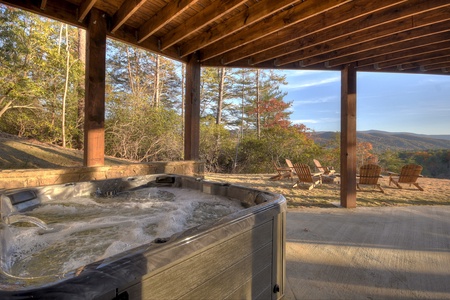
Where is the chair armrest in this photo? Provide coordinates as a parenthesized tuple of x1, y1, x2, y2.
(387, 171, 398, 176)
(277, 167, 291, 172)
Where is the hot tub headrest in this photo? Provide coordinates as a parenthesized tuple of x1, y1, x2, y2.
(7, 190, 38, 206)
(2, 190, 40, 212)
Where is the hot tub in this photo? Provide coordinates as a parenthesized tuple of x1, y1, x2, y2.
(0, 174, 286, 299)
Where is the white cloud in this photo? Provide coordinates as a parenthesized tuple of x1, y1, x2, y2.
(285, 76, 340, 90)
(293, 96, 336, 105)
(284, 70, 337, 77)
(292, 117, 340, 125)
(292, 119, 319, 124)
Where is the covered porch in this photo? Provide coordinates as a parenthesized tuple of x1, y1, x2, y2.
(1, 0, 449, 207)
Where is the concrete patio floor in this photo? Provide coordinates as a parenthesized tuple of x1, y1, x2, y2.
(284, 206, 450, 300)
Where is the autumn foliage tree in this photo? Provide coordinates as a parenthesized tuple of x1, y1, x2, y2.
(249, 97, 291, 128)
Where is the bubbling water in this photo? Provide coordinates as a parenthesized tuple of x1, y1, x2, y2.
(2, 187, 243, 278)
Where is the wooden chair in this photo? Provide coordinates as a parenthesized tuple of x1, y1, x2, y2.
(270, 161, 293, 181)
(292, 163, 322, 190)
(313, 159, 336, 175)
(357, 164, 384, 193)
(285, 159, 296, 174)
(388, 164, 424, 191)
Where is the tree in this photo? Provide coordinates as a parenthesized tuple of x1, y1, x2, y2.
(237, 69, 290, 135)
(105, 40, 183, 162)
(200, 67, 234, 125)
(0, 6, 84, 145)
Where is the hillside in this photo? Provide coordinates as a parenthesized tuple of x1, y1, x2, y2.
(0, 132, 131, 169)
(312, 130, 450, 152)
(1, 132, 449, 207)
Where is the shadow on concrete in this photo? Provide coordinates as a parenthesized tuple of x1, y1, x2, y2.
(285, 206, 450, 299)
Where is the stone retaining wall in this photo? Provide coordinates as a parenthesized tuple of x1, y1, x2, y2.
(0, 161, 204, 189)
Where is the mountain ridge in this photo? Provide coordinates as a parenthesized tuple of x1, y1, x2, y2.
(312, 130, 450, 152)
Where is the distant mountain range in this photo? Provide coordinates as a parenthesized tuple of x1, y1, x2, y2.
(312, 130, 450, 152)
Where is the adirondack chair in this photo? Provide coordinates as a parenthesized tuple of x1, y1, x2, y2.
(357, 164, 384, 193)
(285, 159, 296, 174)
(313, 159, 336, 175)
(270, 161, 294, 181)
(388, 164, 424, 191)
(292, 163, 322, 190)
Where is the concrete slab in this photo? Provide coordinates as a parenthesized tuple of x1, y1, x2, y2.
(285, 206, 450, 300)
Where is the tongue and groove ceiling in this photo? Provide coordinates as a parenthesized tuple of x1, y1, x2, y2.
(2, 0, 450, 75)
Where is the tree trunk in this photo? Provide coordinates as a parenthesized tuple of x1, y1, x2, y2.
(126, 47, 135, 94)
(62, 25, 70, 148)
(256, 69, 261, 139)
(76, 28, 86, 150)
(154, 55, 160, 107)
(181, 63, 185, 142)
(240, 76, 245, 139)
(0, 100, 13, 119)
(216, 67, 225, 125)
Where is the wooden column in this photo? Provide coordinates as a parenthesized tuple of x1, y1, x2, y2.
(84, 8, 106, 167)
(340, 64, 357, 208)
(184, 53, 201, 160)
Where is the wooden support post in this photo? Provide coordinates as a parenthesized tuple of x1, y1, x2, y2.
(340, 64, 357, 208)
(184, 53, 201, 160)
(84, 8, 106, 167)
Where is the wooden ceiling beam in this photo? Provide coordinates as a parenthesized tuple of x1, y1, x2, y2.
(414, 56, 450, 68)
(358, 65, 450, 76)
(1, 0, 83, 27)
(273, 2, 450, 67)
(307, 20, 450, 68)
(112, 24, 182, 62)
(40, 0, 47, 10)
(159, 0, 247, 51)
(373, 51, 450, 70)
(111, 0, 147, 33)
(422, 62, 450, 71)
(325, 29, 450, 68)
(137, 0, 200, 44)
(355, 41, 450, 68)
(198, 0, 352, 62)
(78, 0, 98, 22)
(378, 55, 450, 70)
(179, 0, 304, 58)
(217, 0, 408, 65)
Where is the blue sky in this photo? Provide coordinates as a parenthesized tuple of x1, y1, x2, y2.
(281, 70, 450, 135)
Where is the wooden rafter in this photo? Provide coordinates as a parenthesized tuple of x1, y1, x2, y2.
(213, 0, 408, 66)
(325, 29, 450, 68)
(78, 0, 98, 22)
(377, 54, 450, 70)
(391, 59, 450, 72)
(299, 19, 450, 68)
(423, 62, 450, 71)
(179, 0, 304, 58)
(111, 0, 147, 33)
(159, 0, 248, 51)
(1, 0, 449, 74)
(137, 0, 201, 44)
(356, 41, 450, 68)
(198, 0, 352, 62)
(268, 1, 450, 67)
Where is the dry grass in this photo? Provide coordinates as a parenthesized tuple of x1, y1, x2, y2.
(1, 133, 449, 208)
(204, 173, 450, 208)
(0, 133, 130, 169)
